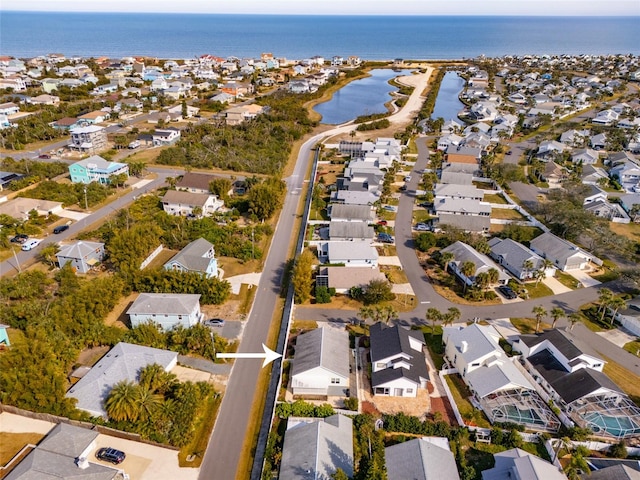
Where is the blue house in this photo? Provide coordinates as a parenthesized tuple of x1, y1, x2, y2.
(68, 155, 129, 185)
(164, 238, 218, 278)
(0, 324, 10, 347)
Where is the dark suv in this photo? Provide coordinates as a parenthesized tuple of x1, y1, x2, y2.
(96, 447, 126, 464)
(497, 285, 518, 300)
(53, 225, 69, 234)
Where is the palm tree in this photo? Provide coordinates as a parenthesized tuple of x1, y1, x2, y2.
(358, 306, 375, 324)
(440, 252, 454, 273)
(598, 288, 614, 320)
(487, 268, 500, 286)
(522, 260, 534, 279)
(533, 267, 547, 286)
(426, 308, 442, 334)
(105, 381, 140, 422)
(444, 307, 461, 327)
(460, 261, 476, 293)
(532, 305, 547, 333)
(382, 305, 398, 324)
(568, 312, 582, 330)
(550, 307, 565, 329)
(607, 296, 627, 326)
(135, 387, 162, 422)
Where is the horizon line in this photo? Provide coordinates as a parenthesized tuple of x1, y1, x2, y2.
(2, 10, 638, 17)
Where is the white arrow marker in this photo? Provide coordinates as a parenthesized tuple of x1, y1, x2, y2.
(216, 343, 282, 368)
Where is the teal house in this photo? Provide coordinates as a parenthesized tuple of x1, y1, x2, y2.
(0, 324, 10, 347)
(68, 155, 129, 185)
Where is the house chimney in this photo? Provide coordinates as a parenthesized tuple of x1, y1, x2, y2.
(461, 341, 468, 353)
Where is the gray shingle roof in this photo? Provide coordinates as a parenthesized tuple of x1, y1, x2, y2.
(385, 437, 460, 480)
(66, 342, 177, 417)
(291, 328, 349, 379)
(38, 423, 98, 458)
(482, 448, 568, 480)
(520, 328, 596, 362)
(328, 222, 374, 240)
(126, 293, 201, 316)
(5, 449, 120, 480)
(530, 232, 598, 266)
(57, 241, 104, 260)
(279, 415, 354, 480)
(437, 213, 491, 232)
(488, 237, 545, 272)
(329, 204, 374, 222)
(164, 238, 215, 273)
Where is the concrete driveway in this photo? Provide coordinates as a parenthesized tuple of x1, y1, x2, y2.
(596, 327, 638, 349)
(542, 276, 573, 294)
(57, 209, 90, 221)
(568, 269, 602, 288)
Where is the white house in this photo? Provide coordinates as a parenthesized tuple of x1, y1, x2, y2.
(323, 241, 378, 267)
(126, 293, 204, 331)
(488, 237, 556, 281)
(164, 237, 218, 278)
(529, 232, 602, 271)
(152, 128, 181, 146)
(443, 323, 559, 432)
(291, 327, 350, 397)
(161, 190, 224, 217)
(441, 241, 510, 286)
(369, 323, 429, 397)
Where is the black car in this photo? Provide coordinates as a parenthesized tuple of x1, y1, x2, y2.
(497, 286, 518, 300)
(53, 225, 69, 234)
(10, 234, 28, 244)
(96, 447, 126, 464)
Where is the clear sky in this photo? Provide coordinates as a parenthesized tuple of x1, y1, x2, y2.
(2, 0, 639, 15)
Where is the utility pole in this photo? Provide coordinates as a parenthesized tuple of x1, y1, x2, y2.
(251, 227, 254, 260)
(12, 247, 21, 273)
(83, 185, 88, 210)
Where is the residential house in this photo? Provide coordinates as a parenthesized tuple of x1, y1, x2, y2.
(163, 237, 218, 278)
(0, 75, 27, 91)
(56, 241, 106, 274)
(619, 193, 640, 220)
(167, 103, 199, 118)
(328, 204, 375, 223)
(0, 323, 10, 347)
(127, 293, 204, 331)
(611, 161, 640, 192)
(328, 221, 374, 241)
(440, 171, 474, 185)
(437, 133, 463, 151)
(0, 170, 23, 190)
(441, 241, 510, 286)
(591, 132, 607, 150)
(584, 199, 630, 223)
(146, 111, 172, 124)
(581, 165, 609, 186)
(323, 241, 378, 267)
(117, 97, 143, 111)
(434, 183, 484, 201)
(579, 464, 640, 480)
(279, 415, 353, 480)
(592, 109, 619, 126)
(68, 125, 107, 154)
(331, 190, 380, 205)
(482, 448, 568, 480)
(572, 148, 599, 165)
(443, 323, 559, 432)
(66, 342, 177, 418)
(291, 327, 350, 397)
(385, 437, 460, 480)
(614, 295, 640, 337)
(315, 266, 387, 294)
(369, 323, 429, 397)
(4, 423, 124, 480)
(69, 155, 129, 184)
(515, 328, 640, 439)
(52, 116, 80, 130)
(445, 145, 482, 165)
(225, 104, 265, 125)
(437, 212, 491, 234)
(560, 129, 589, 147)
(161, 190, 224, 217)
(0, 102, 19, 115)
(537, 140, 568, 161)
(176, 172, 232, 195)
(0, 197, 63, 220)
(529, 232, 602, 271)
(152, 128, 181, 146)
(488, 237, 556, 281)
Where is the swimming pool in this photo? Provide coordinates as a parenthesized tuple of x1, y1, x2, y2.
(582, 412, 640, 438)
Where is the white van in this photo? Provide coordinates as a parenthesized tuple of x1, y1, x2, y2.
(21, 239, 42, 251)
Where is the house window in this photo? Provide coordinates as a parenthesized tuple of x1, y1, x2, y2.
(471, 362, 480, 367)
(376, 363, 386, 369)
(330, 378, 340, 384)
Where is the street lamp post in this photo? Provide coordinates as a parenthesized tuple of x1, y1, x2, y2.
(83, 185, 88, 210)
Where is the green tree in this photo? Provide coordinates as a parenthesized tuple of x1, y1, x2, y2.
(550, 307, 565, 329)
(247, 178, 286, 220)
(292, 250, 314, 304)
(426, 308, 442, 334)
(460, 261, 476, 293)
(440, 251, 454, 272)
(362, 279, 395, 305)
(598, 288, 614, 321)
(568, 312, 582, 330)
(415, 232, 437, 252)
(105, 381, 140, 422)
(209, 177, 232, 200)
(607, 296, 627, 326)
(532, 305, 547, 333)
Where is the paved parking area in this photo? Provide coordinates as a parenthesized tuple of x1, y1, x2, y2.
(597, 327, 638, 349)
(542, 276, 573, 294)
(223, 273, 261, 295)
(568, 269, 602, 288)
(378, 256, 402, 266)
(57, 209, 90, 221)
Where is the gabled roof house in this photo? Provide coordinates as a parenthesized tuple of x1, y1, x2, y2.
(529, 232, 602, 271)
(515, 328, 640, 439)
(385, 437, 460, 480)
(291, 327, 350, 397)
(164, 237, 218, 278)
(126, 293, 203, 331)
(56, 240, 106, 274)
(443, 324, 559, 432)
(369, 323, 429, 397)
(441, 241, 510, 286)
(488, 237, 556, 281)
(482, 448, 567, 480)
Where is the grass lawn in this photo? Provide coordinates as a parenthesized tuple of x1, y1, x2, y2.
(490, 208, 528, 220)
(0, 432, 45, 465)
(377, 245, 397, 256)
(555, 271, 580, 290)
(444, 374, 491, 428)
(418, 326, 445, 369)
(578, 303, 608, 332)
(291, 319, 318, 332)
(178, 393, 222, 467)
(602, 356, 640, 406)
(522, 281, 554, 299)
(380, 265, 409, 284)
(510, 317, 552, 334)
(308, 208, 329, 221)
(412, 210, 435, 223)
(484, 193, 509, 204)
(219, 257, 264, 278)
(623, 338, 640, 357)
(234, 283, 257, 317)
(609, 221, 640, 242)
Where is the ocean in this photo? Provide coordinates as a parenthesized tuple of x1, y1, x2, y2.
(1, 12, 639, 60)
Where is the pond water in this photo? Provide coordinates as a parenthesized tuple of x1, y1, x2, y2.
(314, 69, 413, 125)
(431, 71, 466, 121)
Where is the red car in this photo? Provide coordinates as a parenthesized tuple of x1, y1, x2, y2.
(38, 154, 51, 159)
(377, 220, 388, 226)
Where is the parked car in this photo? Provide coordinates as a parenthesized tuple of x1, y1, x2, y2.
(378, 233, 394, 244)
(497, 285, 518, 300)
(404, 175, 412, 182)
(38, 154, 51, 159)
(506, 151, 513, 155)
(417, 202, 430, 208)
(53, 225, 69, 234)
(21, 239, 42, 251)
(399, 185, 407, 191)
(382, 205, 396, 212)
(96, 447, 126, 465)
(376, 220, 388, 226)
(415, 223, 430, 231)
(204, 318, 225, 327)
(128, 140, 140, 149)
(10, 234, 28, 244)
